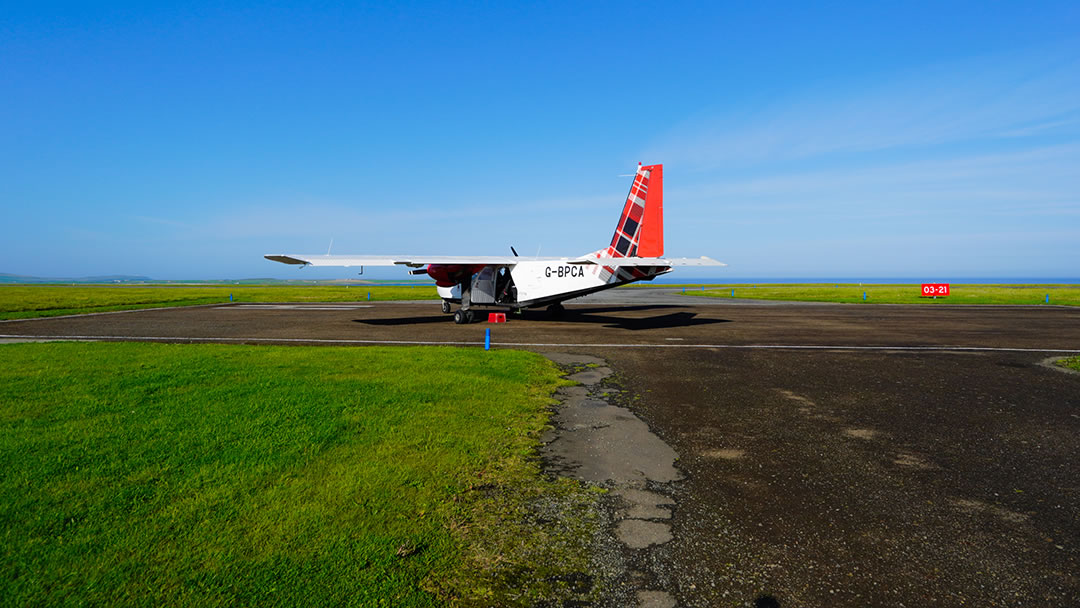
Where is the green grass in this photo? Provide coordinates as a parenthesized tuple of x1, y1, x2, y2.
(0, 285, 441, 320)
(685, 283, 1080, 306)
(0, 342, 596, 606)
(1058, 356, 1080, 372)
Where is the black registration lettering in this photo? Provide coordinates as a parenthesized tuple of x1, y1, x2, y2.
(547, 266, 584, 279)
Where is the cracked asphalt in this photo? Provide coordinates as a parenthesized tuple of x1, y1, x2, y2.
(541, 352, 681, 607)
(3, 290, 1079, 606)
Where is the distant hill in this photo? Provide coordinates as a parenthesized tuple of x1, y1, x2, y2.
(0, 273, 154, 284)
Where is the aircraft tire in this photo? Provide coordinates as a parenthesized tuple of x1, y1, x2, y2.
(453, 310, 467, 324)
(442, 300, 451, 314)
(547, 303, 565, 318)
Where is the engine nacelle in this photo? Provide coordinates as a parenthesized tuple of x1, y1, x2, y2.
(426, 264, 485, 287)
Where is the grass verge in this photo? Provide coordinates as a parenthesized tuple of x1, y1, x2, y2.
(0, 342, 598, 606)
(0, 285, 441, 320)
(685, 283, 1080, 306)
(1057, 356, 1080, 372)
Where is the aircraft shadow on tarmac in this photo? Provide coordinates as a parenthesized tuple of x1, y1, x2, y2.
(356, 316, 457, 326)
(355, 304, 730, 331)
(559, 309, 729, 331)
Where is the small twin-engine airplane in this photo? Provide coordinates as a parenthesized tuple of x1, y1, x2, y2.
(266, 163, 725, 323)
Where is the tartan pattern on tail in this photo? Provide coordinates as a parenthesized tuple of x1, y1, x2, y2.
(608, 168, 650, 258)
(592, 166, 659, 283)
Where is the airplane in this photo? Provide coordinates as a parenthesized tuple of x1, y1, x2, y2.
(265, 163, 725, 323)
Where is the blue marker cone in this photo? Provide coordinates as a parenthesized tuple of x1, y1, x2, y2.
(863, 292, 867, 301)
(229, 293, 233, 302)
(484, 328, 491, 351)
(682, 287, 686, 294)
(1046, 294, 1049, 304)
(731, 289, 735, 297)
(367, 292, 371, 301)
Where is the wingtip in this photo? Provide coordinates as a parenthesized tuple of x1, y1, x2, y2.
(264, 254, 308, 265)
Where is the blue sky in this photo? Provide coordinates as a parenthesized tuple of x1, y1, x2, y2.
(3, 1, 1078, 280)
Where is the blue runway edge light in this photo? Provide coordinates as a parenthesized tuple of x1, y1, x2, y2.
(484, 328, 491, 350)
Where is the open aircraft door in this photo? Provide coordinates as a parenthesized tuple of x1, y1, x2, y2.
(470, 267, 497, 304)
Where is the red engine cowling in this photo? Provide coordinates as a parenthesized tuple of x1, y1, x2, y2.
(426, 264, 486, 288)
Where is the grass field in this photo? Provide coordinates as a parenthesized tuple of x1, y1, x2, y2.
(0, 342, 596, 606)
(0, 285, 441, 320)
(685, 283, 1080, 306)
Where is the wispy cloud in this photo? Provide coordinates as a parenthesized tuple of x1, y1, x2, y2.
(997, 118, 1080, 138)
(645, 44, 1080, 277)
(671, 143, 1080, 206)
(647, 43, 1080, 168)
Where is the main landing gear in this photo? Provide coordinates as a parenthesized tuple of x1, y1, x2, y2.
(547, 302, 565, 318)
(453, 277, 475, 324)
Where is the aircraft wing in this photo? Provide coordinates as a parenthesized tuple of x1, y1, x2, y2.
(570, 256, 726, 267)
(265, 254, 563, 268)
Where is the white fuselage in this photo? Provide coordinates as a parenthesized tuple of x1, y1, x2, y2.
(435, 259, 671, 308)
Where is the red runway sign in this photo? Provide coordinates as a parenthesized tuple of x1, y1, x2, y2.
(921, 283, 950, 297)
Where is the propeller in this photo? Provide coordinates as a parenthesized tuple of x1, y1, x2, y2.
(510, 246, 519, 257)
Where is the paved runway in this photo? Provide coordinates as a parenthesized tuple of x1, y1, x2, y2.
(3, 292, 1079, 606)
(4, 291, 1079, 352)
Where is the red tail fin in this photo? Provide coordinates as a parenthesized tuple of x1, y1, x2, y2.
(606, 163, 663, 258)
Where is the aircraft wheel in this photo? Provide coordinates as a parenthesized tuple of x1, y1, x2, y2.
(453, 310, 467, 324)
(465, 310, 475, 324)
(442, 300, 451, 314)
(547, 303, 565, 318)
